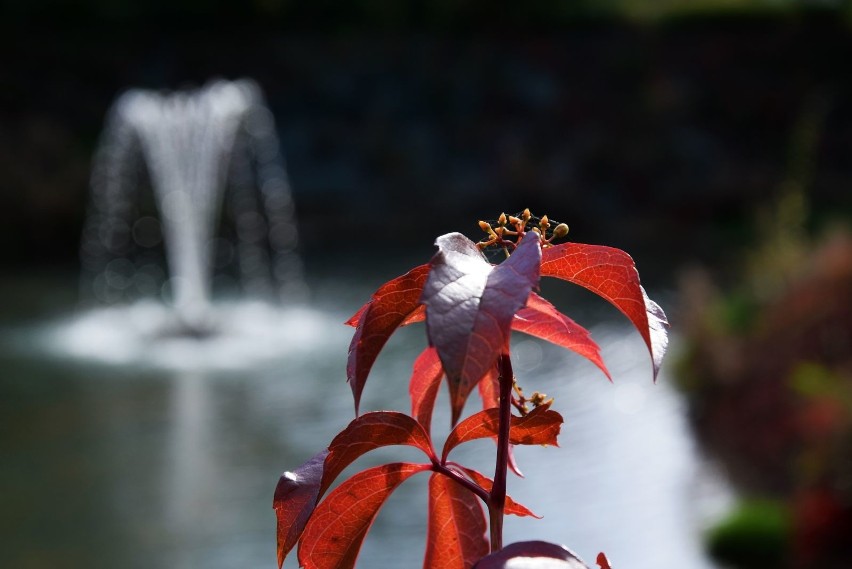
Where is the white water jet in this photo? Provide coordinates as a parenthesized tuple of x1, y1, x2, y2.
(80, 79, 304, 335)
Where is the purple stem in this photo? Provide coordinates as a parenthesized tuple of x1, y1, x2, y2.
(489, 353, 513, 552)
(431, 462, 490, 504)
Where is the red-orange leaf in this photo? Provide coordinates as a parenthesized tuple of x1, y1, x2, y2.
(273, 449, 328, 568)
(474, 541, 592, 568)
(477, 365, 500, 410)
(346, 264, 430, 413)
(346, 302, 426, 328)
(321, 411, 435, 495)
(596, 552, 613, 569)
(422, 232, 541, 425)
(458, 467, 539, 518)
(513, 292, 610, 380)
(424, 472, 489, 568)
(299, 463, 430, 569)
(442, 404, 563, 462)
(540, 242, 668, 379)
(344, 304, 367, 328)
(409, 346, 444, 437)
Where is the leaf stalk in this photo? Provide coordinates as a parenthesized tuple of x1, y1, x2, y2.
(431, 462, 490, 504)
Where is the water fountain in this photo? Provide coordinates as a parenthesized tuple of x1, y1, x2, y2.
(80, 78, 303, 335)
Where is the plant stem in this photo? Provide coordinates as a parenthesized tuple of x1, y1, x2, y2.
(489, 352, 514, 552)
(431, 463, 490, 504)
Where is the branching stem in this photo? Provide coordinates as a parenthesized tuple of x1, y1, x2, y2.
(431, 462, 490, 504)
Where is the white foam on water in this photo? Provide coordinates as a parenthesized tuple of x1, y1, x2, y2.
(22, 300, 347, 372)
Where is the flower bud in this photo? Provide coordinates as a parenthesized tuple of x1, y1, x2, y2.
(553, 223, 569, 239)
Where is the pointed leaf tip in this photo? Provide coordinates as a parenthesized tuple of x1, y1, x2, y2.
(459, 467, 540, 518)
(513, 292, 610, 381)
(346, 264, 430, 414)
(540, 243, 668, 380)
(641, 285, 669, 381)
(273, 449, 328, 567)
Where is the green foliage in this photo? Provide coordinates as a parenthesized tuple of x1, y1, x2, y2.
(790, 362, 852, 411)
(707, 499, 792, 569)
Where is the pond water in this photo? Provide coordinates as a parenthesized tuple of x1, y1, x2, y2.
(0, 272, 732, 569)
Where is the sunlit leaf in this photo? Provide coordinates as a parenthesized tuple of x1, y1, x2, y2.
(299, 463, 430, 569)
(473, 541, 592, 568)
(346, 264, 431, 413)
(344, 305, 367, 328)
(513, 292, 610, 380)
(409, 346, 444, 437)
(346, 302, 426, 328)
(321, 411, 435, 495)
(424, 473, 489, 568)
(458, 467, 539, 518)
(477, 365, 500, 410)
(273, 449, 328, 568)
(540, 243, 668, 379)
(422, 232, 541, 424)
(442, 404, 562, 462)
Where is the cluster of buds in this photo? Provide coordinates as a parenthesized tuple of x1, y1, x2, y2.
(477, 208, 569, 255)
(511, 380, 554, 416)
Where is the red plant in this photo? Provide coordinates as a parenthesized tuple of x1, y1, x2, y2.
(274, 210, 668, 568)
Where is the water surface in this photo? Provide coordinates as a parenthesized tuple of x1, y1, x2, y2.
(0, 275, 731, 569)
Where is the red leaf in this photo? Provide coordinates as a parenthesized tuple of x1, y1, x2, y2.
(473, 541, 592, 568)
(458, 467, 540, 518)
(540, 243, 668, 379)
(346, 302, 426, 328)
(347, 264, 431, 413)
(424, 472, 489, 568)
(299, 462, 430, 569)
(400, 303, 426, 326)
(344, 304, 367, 327)
(596, 552, 613, 569)
(321, 411, 435, 495)
(409, 346, 444, 437)
(421, 232, 541, 424)
(477, 365, 500, 410)
(273, 449, 328, 568)
(442, 404, 563, 462)
(513, 292, 610, 380)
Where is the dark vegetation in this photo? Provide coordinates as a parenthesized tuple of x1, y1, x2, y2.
(675, 86, 852, 566)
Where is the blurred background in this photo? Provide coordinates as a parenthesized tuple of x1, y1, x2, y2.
(2, 1, 852, 568)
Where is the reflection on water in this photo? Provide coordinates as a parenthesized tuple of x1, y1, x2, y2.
(0, 279, 732, 569)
